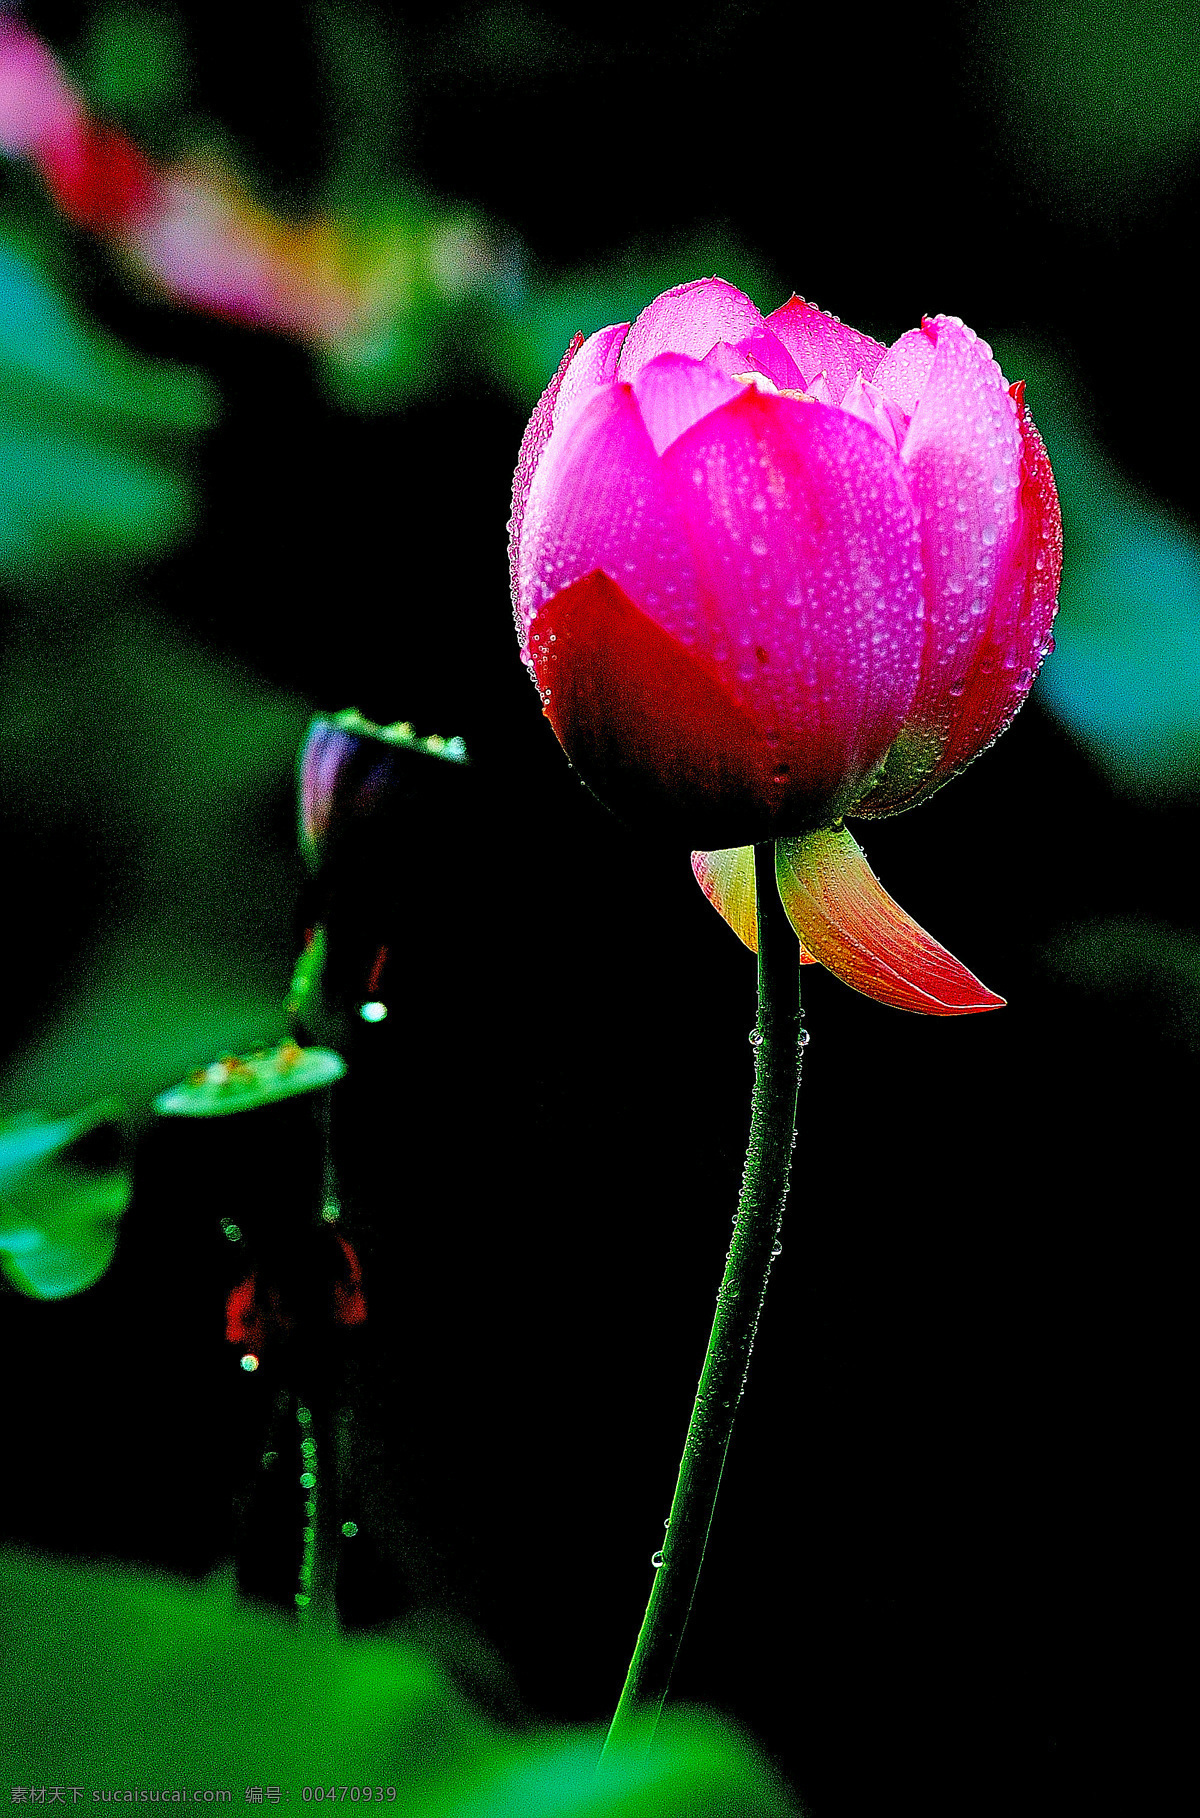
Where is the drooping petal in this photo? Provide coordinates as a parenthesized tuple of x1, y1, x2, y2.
(632, 353, 745, 456)
(691, 845, 816, 961)
(691, 845, 758, 950)
(659, 386, 925, 832)
(764, 296, 886, 403)
(617, 277, 765, 378)
(856, 318, 1026, 815)
(509, 332, 583, 622)
(775, 826, 1004, 1013)
(516, 379, 700, 648)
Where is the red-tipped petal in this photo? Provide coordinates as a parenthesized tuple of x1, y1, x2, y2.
(774, 826, 1004, 1014)
(554, 320, 629, 433)
(691, 845, 759, 951)
(764, 296, 886, 403)
(692, 845, 816, 961)
(530, 572, 784, 848)
(517, 380, 699, 650)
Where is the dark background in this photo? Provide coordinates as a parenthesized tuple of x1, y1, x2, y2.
(2, 4, 1194, 1814)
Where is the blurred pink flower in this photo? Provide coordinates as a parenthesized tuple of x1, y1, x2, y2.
(510, 279, 1061, 1013)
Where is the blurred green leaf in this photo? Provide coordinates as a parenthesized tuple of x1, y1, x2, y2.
(0, 1101, 129, 1299)
(995, 340, 1200, 798)
(983, 0, 1200, 223)
(313, 1, 409, 197)
(79, 2, 192, 143)
(0, 605, 307, 1113)
(489, 233, 778, 406)
(0, 1551, 795, 1815)
(0, 224, 215, 577)
(1042, 918, 1200, 1054)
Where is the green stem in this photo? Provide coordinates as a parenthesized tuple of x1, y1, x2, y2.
(600, 839, 804, 1760)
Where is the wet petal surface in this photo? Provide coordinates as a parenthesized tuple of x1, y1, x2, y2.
(764, 296, 886, 403)
(775, 825, 1004, 1013)
(618, 276, 764, 378)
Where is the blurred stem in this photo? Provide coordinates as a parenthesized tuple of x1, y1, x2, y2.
(600, 840, 803, 1761)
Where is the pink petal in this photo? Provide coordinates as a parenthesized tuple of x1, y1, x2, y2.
(517, 380, 699, 649)
(839, 373, 910, 455)
(528, 570, 793, 849)
(658, 387, 925, 829)
(632, 352, 744, 456)
(933, 382, 1062, 779)
(775, 827, 1004, 1014)
(883, 317, 1025, 792)
(730, 327, 808, 391)
(872, 322, 938, 416)
(0, 19, 83, 157)
(617, 277, 765, 378)
(764, 297, 886, 404)
(691, 845, 817, 961)
(553, 320, 629, 435)
(509, 333, 583, 626)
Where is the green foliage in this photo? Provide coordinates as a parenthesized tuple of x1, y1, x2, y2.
(983, 0, 1200, 222)
(0, 1552, 795, 1815)
(0, 605, 306, 1114)
(995, 340, 1200, 800)
(0, 1102, 129, 1299)
(0, 225, 214, 578)
(490, 235, 779, 407)
(1043, 919, 1200, 1053)
(78, 2, 192, 147)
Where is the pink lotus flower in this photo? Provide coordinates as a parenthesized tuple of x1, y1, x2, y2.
(509, 278, 1061, 1014)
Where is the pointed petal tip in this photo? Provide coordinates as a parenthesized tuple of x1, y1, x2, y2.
(691, 846, 818, 964)
(775, 826, 1006, 1016)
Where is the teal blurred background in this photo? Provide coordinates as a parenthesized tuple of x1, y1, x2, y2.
(2, 4, 1195, 1815)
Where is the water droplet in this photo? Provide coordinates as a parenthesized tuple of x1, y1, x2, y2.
(651, 1550, 664, 1569)
(771, 1240, 783, 1259)
(748, 1029, 763, 1049)
(798, 1028, 810, 1047)
(948, 677, 966, 698)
